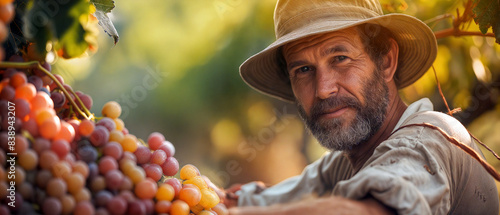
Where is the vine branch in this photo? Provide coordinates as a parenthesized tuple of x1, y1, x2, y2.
(434, 28, 496, 39)
(0, 61, 93, 120)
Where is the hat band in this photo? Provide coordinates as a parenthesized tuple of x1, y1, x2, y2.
(276, 6, 381, 38)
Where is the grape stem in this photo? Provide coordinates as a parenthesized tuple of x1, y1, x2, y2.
(0, 61, 94, 120)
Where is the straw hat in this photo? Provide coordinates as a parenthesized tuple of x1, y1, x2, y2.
(239, 0, 437, 102)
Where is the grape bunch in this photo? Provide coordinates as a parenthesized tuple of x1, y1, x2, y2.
(0, 58, 228, 214)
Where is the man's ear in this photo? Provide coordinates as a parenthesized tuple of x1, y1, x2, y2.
(381, 38, 399, 83)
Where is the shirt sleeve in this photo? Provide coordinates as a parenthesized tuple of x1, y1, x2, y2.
(237, 151, 352, 206)
(333, 116, 457, 215)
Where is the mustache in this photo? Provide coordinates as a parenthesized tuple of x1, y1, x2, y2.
(309, 96, 362, 121)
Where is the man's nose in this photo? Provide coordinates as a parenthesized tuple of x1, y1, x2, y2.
(315, 67, 338, 100)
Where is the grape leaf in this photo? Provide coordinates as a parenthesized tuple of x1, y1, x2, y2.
(90, 0, 115, 13)
(91, 0, 119, 44)
(93, 10, 119, 44)
(24, 0, 91, 58)
(472, 0, 500, 43)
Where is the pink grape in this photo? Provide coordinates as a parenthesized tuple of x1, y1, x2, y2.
(98, 156, 118, 175)
(141, 199, 155, 215)
(96, 117, 116, 132)
(107, 196, 128, 215)
(21, 117, 39, 137)
(150, 150, 167, 165)
(144, 163, 163, 182)
(158, 141, 175, 157)
(165, 178, 182, 196)
(51, 139, 70, 158)
(33, 137, 51, 155)
(90, 125, 109, 147)
(119, 176, 133, 191)
(161, 157, 179, 176)
(42, 197, 62, 215)
(147, 132, 165, 150)
(121, 151, 137, 163)
(105, 169, 124, 191)
(77, 93, 93, 110)
(119, 190, 136, 202)
(103, 141, 123, 160)
(74, 201, 95, 215)
(134, 145, 151, 164)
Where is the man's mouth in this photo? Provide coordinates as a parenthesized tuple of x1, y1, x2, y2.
(318, 106, 349, 120)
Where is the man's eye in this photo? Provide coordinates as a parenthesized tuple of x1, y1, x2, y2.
(298, 66, 312, 73)
(334, 56, 348, 62)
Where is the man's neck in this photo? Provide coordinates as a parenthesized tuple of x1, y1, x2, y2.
(345, 95, 408, 172)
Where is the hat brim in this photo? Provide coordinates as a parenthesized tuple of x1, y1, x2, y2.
(239, 13, 438, 102)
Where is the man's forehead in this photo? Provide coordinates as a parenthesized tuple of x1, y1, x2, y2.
(282, 27, 362, 57)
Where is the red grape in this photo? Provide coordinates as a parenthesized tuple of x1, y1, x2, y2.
(147, 132, 165, 151)
(105, 169, 124, 191)
(103, 141, 123, 160)
(96, 117, 116, 132)
(99, 156, 118, 175)
(150, 149, 167, 165)
(161, 157, 179, 176)
(90, 125, 109, 147)
(107, 196, 127, 215)
(42, 197, 62, 215)
(134, 145, 151, 164)
(143, 163, 162, 182)
(158, 140, 176, 157)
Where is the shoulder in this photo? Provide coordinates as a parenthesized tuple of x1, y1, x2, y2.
(395, 110, 471, 145)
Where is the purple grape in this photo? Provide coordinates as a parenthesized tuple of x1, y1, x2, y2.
(42, 197, 62, 215)
(127, 201, 146, 215)
(96, 117, 116, 132)
(90, 125, 109, 147)
(28, 75, 43, 91)
(77, 145, 98, 163)
(95, 190, 113, 207)
(107, 196, 127, 215)
(51, 91, 66, 108)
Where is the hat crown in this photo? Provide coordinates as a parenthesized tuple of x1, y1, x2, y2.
(274, 0, 384, 38)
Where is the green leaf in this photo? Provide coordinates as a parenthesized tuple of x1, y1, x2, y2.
(24, 0, 91, 58)
(90, 0, 115, 13)
(91, 0, 119, 44)
(472, 0, 500, 35)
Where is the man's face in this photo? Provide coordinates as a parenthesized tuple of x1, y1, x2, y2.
(283, 27, 389, 151)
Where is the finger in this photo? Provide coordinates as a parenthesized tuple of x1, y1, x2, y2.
(226, 183, 243, 193)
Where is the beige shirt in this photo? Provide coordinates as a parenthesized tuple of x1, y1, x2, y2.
(237, 98, 499, 214)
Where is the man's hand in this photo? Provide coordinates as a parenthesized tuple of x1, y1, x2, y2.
(228, 196, 395, 215)
(202, 176, 268, 208)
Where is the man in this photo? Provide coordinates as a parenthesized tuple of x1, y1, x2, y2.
(220, 0, 499, 214)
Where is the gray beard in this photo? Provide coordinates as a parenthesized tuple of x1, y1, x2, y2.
(297, 70, 389, 151)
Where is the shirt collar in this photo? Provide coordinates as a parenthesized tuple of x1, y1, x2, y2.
(393, 98, 434, 132)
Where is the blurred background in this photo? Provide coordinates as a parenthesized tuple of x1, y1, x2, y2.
(51, 0, 500, 190)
